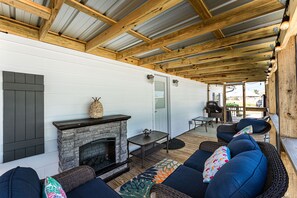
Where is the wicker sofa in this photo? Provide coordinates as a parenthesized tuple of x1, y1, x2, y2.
(217, 118, 271, 143)
(151, 136, 288, 198)
(0, 165, 120, 198)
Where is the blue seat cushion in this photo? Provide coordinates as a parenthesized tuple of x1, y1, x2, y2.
(227, 134, 260, 157)
(184, 150, 212, 172)
(0, 167, 41, 198)
(67, 178, 120, 198)
(217, 132, 235, 143)
(205, 150, 267, 198)
(163, 165, 208, 198)
(236, 118, 270, 133)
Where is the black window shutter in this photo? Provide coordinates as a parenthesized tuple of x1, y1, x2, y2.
(3, 71, 44, 162)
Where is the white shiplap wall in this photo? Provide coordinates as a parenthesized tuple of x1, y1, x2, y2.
(0, 33, 207, 178)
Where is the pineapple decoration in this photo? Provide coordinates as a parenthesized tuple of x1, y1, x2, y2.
(89, 97, 103, 118)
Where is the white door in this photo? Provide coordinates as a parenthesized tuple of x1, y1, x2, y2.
(154, 75, 169, 133)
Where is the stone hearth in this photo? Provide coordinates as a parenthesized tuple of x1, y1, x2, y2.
(53, 114, 131, 180)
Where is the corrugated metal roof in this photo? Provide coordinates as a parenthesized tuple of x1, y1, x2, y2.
(222, 9, 284, 36)
(133, 1, 198, 39)
(0, 0, 285, 83)
(0, 0, 49, 26)
(51, 0, 147, 42)
(205, 0, 252, 16)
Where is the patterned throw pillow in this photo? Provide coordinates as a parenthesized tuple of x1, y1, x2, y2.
(233, 125, 253, 138)
(43, 177, 67, 198)
(203, 146, 231, 183)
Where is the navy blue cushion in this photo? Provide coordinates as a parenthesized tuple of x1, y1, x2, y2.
(67, 178, 120, 198)
(236, 118, 270, 133)
(184, 150, 212, 172)
(227, 134, 260, 157)
(0, 167, 41, 198)
(163, 165, 208, 198)
(217, 132, 235, 143)
(205, 150, 268, 198)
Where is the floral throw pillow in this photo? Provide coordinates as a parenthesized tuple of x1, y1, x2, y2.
(233, 125, 253, 138)
(43, 177, 67, 198)
(203, 146, 231, 183)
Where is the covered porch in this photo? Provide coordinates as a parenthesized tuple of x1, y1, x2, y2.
(0, 0, 296, 197)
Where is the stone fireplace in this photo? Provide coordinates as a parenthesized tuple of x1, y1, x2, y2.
(53, 114, 131, 180)
(79, 137, 116, 172)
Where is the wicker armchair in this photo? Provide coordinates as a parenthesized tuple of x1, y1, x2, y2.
(151, 141, 288, 198)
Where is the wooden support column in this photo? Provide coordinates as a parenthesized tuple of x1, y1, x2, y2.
(223, 83, 227, 123)
(268, 72, 277, 114)
(277, 36, 297, 138)
(243, 82, 246, 118)
(207, 84, 210, 102)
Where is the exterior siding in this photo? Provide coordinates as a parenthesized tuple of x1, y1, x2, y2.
(0, 33, 207, 178)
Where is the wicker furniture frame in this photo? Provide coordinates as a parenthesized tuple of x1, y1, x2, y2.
(151, 141, 288, 198)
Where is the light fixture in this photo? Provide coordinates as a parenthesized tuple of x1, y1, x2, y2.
(280, 15, 290, 30)
(275, 42, 282, 52)
(173, 79, 179, 86)
(147, 74, 154, 80)
(268, 64, 272, 71)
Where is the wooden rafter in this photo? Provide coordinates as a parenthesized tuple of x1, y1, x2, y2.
(279, 0, 297, 48)
(188, 0, 227, 40)
(0, 0, 51, 19)
(64, 0, 172, 53)
(85, 0, 183, 52)
(201, 77, 266, 83)
(0, 16, 156, 69)
(117, 0, 284, 59)
(168, 54, 271, 73)
(39, 0, 64, 40)
(139, 25, 278, 65)
(158, 42, 274, 69)
(185, 68, 266, 78)
(179, 63, 268, 76)
(194, 73, 266, 81)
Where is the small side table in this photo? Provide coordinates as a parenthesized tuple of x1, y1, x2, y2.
(127, 131, 169, 168)
(190, 116, 214, 132)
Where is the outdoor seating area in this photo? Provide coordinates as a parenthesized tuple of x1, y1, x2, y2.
(0, 0, 297, 197)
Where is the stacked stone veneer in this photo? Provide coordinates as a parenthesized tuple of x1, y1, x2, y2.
(57, 120, 128, 177)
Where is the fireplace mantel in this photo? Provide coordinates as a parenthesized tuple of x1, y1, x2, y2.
(53, 114, 131, 180)
(53, 114, 131, 130)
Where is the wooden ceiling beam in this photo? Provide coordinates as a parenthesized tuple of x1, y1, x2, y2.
(117, 0, 283, 59)
(188, 0, 227, 40)
(64, 0, 117, 25)
(39, 0, 64, 40)
(0, 16, 155, 70)
(185, 68, 266, 78)
(65, 0, 173, 53)
(139, 24, 278, 65)
(201, 77, 266, 83)
(85, 0, 183, 52)
(158, 42, 274, 69)
(0, 0, 51, 19)
(193, 74, 266, 82)
(167, 53, 271, 73)
(180, 64, 268, 76)
(279, 0, 297, 49)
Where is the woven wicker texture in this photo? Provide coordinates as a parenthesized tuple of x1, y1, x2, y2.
(89, 97, 103, 118)
(151, 184, 191, 198)
(51, 165, 96, 193)
(151, 141, 288, 198)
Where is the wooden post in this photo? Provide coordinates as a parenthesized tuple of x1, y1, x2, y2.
(207, 84, 210, 102)
(223, 83, 227, 123)
(243, 82, 246, 118)
(277, 36, 297, 138)
(268, 72, 276, 114)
